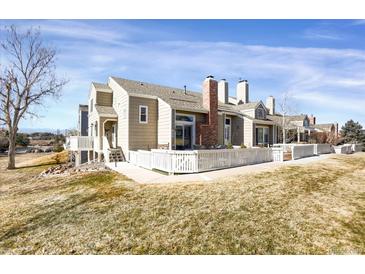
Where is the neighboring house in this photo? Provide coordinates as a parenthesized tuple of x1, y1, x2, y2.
(78, 104, 89, 164)
(313, 123, 336, 134)
(266, 113, 313, 143)
(308, 114, 339, 137)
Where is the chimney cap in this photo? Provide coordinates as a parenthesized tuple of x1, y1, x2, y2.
(238, 79, 248, 83)
(206, 75, 214, 79)
(220, 78, 226, 81)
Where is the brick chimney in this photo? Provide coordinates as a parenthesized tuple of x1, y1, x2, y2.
(309, 114, 316, 125)
(197, 75, 218, 146)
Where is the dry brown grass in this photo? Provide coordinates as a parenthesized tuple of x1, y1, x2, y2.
(0, 152, 364, 254)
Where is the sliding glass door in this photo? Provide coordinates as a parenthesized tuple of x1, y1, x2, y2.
(176, 124, 193, 150)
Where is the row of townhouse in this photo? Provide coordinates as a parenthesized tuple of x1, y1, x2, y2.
(71, 75, 337, 164)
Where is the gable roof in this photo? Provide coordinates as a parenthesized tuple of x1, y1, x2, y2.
(110, 76, 276, 117)
(111, 76, 244, 114)
(236, 101, 260, 110)
(92, 82, 112, 93)
(286, 114, 308, 122)
(314, 123, 335, 132)
(111, 76, 206, 112)
(267, 114, 308, 127)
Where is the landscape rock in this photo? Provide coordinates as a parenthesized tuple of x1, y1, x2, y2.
(39, 161, 110, 177)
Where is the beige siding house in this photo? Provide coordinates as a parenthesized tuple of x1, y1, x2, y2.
(73, 75, 325, 163)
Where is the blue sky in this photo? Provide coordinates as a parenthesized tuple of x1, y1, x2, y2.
(1, 20, 365, 130)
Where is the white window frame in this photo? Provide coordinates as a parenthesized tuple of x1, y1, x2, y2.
(139, 105, 148, 124)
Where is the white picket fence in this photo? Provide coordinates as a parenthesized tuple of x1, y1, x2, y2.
(314, 144, 332, 155)
(274, 143, 332, 160)
(197, 148, 273, 172)
(334, 144, 353, 154)
(272, 147, 284, 162)
(351, 144, 363, 152)
(128, 148, 276, 174)
(291, 145, 315, 160)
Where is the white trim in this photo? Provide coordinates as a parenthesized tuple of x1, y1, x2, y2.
(89, 98, 94, 113)
(139, 105, 148, 124)
(130, 93, 158, 100)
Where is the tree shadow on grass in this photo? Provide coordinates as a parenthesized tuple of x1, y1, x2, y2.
(15, 163, 57, 170)
(0, 192, 99, 246)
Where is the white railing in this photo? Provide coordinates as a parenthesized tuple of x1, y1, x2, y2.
(314, 144, 332, 155)
(129, 150, 139, 165)
(129, 148, 274, 174)
(292, 145, 315, 160)
(137, 150, 153, 170)
(66, 136, 93, 151)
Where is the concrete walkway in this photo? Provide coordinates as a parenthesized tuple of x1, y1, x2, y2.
(106, 154, 334, 184)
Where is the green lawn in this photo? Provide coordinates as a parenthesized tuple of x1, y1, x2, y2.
(0, 152, 364, 254)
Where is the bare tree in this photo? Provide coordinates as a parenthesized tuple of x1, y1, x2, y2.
(0, 26, 67, 169)
(278, 91, 296, 145)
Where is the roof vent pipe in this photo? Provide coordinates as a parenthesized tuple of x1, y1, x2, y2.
(184, 85, 187, 95)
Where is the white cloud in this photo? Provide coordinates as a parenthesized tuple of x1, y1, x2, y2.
(15, 22, 365, 129)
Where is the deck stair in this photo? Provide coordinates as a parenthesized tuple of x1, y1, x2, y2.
(108, 148, 125, 162)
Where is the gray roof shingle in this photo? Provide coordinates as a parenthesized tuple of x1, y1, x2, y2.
(95, 105, 117, 117)
(111, 76, 247, 114)
(314, 123, 335, 131)
(92, 82, 112, 92)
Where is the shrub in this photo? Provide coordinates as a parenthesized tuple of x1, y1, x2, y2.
(226, 143, 233, 149)
(53, 145, 64, 153)
(16, 133, 30, 146)
(240, 143, 246, 149)
(0, 137, 9, 152)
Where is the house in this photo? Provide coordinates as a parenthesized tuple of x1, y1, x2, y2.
(308, 114, 339, 137)
(83, 76, 287, 162)
(267, 114, 313, 143)
(68, 75, 329, 164)
(78, 104, 89, 164)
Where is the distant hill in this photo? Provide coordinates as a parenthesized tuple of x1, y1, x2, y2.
(19, 128, 66, 134)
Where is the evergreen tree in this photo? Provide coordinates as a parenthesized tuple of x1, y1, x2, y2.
(340, 120, 364, 143)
